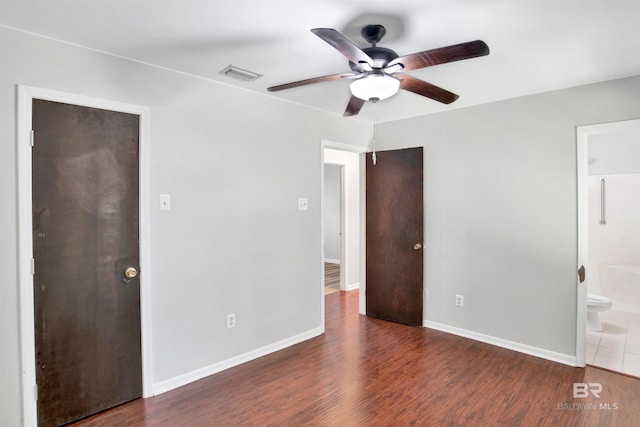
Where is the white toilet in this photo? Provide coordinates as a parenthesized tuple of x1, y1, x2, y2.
(587, 294, 613, 332)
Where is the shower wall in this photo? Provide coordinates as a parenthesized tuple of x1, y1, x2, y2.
(587, 173, 640, 312)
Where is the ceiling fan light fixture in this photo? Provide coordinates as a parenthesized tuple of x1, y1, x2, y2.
(349, 74, 400, 101)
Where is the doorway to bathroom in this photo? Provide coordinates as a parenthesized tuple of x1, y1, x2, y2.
(577, 119, 640, 377)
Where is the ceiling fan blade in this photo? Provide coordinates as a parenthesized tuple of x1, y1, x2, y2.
(267, 73, 358, 92)
(343, 96, 366, 117)
(400, 75, 459, 104)
(388, 40, 489, 72)
(311, 28, 374, 66)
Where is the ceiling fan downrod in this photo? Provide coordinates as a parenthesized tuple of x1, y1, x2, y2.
(361, 24, 386, 47)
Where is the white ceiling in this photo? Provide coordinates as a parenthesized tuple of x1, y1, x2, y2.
(2, 0, 640, 123)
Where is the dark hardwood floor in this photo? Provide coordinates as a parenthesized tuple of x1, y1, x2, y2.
(71, 291, 640, 426)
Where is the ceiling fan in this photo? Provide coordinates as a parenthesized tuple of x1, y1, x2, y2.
(267, 24, 489, 117)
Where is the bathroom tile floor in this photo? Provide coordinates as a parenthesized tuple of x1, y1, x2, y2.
(587, 310, 640, 378)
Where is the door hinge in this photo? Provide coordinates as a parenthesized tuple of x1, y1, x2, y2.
(34, 384, 38, 401)
(30, 130, 34, 147)
(31, 258, 35, 275)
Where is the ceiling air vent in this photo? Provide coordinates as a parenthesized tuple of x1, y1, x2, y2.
(219, 65, 263, 82)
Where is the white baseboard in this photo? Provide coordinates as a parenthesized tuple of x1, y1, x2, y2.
(324, 259, 340, 265)
(423, 320, 577, 367)
(152, 327, 323, 396)
(346, 282, 359, 291)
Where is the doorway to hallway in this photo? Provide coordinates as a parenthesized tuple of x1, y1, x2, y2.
(321, 142, 366, 326)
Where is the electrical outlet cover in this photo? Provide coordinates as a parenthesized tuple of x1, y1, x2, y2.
(298, 198, 308, 211)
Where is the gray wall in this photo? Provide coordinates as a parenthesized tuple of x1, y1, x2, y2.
(376, 75, 640, 355)
(323, 164, 341, 261)
(0, 27, 371, 426)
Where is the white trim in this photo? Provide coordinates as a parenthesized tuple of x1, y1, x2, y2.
(322, 139, 369, 153)
(319, 147, 326, 333)
(576, 127, 589, 368)
(17, 85, 153, 427)
(358, 153, 366, 316)
(17, 85, 37, 427)
(345, 282, 360, 291)
(138, 100, 153, 398)
(339, 165, 346, 291)
(153, 327, 322, 395)
(423, 321, 577, 367)
(575, 118, 640, 368)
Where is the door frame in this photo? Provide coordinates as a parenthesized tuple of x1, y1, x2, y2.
(320, 140, 368, 330)
(17, 85, 153, 426)
(575, 118, 640, 367)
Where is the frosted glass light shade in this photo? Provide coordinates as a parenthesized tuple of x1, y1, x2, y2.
(350, 75, 400, 101)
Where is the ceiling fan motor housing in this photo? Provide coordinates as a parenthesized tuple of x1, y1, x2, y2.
(349, 46, 399, 71)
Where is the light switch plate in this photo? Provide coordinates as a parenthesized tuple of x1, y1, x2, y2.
(160, 194, 171, 211)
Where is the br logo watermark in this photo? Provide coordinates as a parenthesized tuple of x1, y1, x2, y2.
(557, 383, 619, 411)
(573, 382, 602, 398)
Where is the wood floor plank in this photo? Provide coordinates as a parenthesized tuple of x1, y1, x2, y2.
(324, 262, 340, 294)
(71, 291, 640, 426)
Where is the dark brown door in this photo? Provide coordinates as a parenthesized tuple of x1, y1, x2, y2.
(32, 100, 142, 426)
(366, 147, 424, 326)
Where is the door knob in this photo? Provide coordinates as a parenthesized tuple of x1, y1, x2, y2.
(413, 243, 423, 250)
(124, 267, 138, 279)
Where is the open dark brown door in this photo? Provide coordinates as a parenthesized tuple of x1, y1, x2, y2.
(366, 147, 423, 326)
(32, 100, 142, 426)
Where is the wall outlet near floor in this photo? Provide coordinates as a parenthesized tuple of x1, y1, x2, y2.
(227, 313, 236, 328)
(455, 294, 464, 307)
